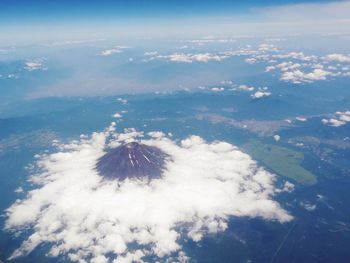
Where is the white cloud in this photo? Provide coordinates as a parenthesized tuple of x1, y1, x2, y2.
(112, 113, 122, 118)
(235, 45, 340, 83)
(144, 51, 158, 56)
(117, 98, 128, 104)
(324, 53, 350, 63)
(273, 52, 316, 62)
(5, 124, 292, 263)
(182, 38, 236, 45)
(148, 52, 229, 63)
(24, 59, 44, 71)
(275, 181, 294, 193)
(237, 85, 255, 91)
(258, 43, 278, 52)
(265, 66, 275, 72)
(280, 68, 332, 83)
(295, 117, 307, 122)
(276, 61, 301, 72)
(322, 118, 345, 127)
(322, 111, 350, 127)
(14, 187, 24, 193)
(142, 44, 349, 85)
(251, 90, 271, 99)
(245, 58, 257, 64)
(167, 53, 226, 63)
(234, 45, 349, 84)
(273, 135, 280, 141)
(300, 201, 316, 211)
(211, 87, 224, 92)
(101, 46, 129, 56)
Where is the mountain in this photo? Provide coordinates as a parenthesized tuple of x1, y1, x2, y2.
(96, 142, 169, 180)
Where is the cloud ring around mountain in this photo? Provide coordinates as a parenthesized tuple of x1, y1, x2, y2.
(5, 123, 292, 263)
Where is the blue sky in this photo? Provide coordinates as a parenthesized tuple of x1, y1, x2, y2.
(0, 0, 336, 22)
(0, 0, 349, 43)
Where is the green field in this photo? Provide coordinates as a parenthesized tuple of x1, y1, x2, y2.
(242, 140, 317, 185)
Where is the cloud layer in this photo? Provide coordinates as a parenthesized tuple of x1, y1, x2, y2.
(5, 124, 292, 262)
(144, 43, 350, 84)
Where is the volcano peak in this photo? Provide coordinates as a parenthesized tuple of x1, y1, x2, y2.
(96, 142, 169, 180)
